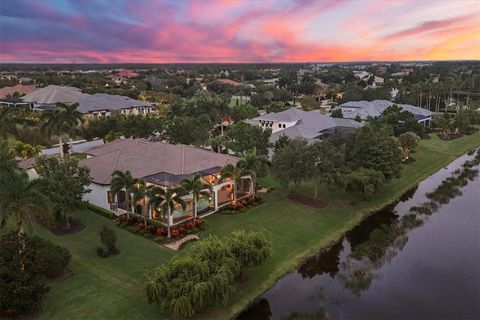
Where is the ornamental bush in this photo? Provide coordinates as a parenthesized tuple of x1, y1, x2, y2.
(30, 236, 71, 278)
(98, 224, 119, 257)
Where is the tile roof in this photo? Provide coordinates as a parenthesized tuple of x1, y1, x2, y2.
(266, 109, 361, 143)
(252, 108, 305, 123)
(21, 85, 86, 104)
(0, 84, 38, 99)
(77, 93, 150, 113)
(338, 100, 433, 120)
(80, 139, 238, 185)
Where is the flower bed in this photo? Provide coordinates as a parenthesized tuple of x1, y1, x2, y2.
(114, 214, 207, 243)
(218, 195, 265, 215)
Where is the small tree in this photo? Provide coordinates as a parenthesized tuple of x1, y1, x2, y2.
(345, 168, 386, 200)
(398, 132, 420, 160)
(98, 224, 119, 257)
(271, 138, 312, 191)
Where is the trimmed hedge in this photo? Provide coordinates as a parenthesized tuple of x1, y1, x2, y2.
(88, 203, 117, 219)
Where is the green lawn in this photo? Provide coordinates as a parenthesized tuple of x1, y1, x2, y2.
(25, 132, 480, 319)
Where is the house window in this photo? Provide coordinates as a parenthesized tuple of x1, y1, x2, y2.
(278, 124, 281, 128)
(107, 191, 114, 204)
(283, 124, 286, 128)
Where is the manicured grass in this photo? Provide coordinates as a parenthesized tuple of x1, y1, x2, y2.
(24, 132, 480, 319)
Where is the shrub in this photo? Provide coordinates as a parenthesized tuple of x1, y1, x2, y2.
(154, 236, 164, 243)
(29, 236, 71, 279)
(88, 204, 116, 219)
(99, 224, 118, 256)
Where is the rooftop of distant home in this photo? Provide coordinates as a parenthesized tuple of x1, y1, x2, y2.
(249, 107, 361, 143)
(338, 100, 433, 120)
(20, 85, 150, 114)
(80, 139, 238, 185)
(0, 84, 38, 99)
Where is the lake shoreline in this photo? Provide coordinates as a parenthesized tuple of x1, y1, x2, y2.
(232, 147, 479, 319)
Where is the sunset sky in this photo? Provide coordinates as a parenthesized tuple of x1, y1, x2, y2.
(0, 0, 479, 63)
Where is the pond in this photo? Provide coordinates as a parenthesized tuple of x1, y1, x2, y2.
(239, 151, 480, 320)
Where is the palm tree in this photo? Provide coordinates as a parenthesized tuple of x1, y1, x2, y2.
(180, 173, 212, 223)
(41, 103, 83, 158)
(207, 135, 226, 153)
(0, 169, 51, 234)
(239, 148, 269, 196)
(0, 108, 17, 139)
(159, 187, 186, 238)
(13, 141, 42, 159)
(131, 179, 149, 228)
(221, 162, 252, 204)
(110, 170, 137, 220)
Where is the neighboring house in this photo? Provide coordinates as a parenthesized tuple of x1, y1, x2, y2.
(17, 158, 39, 180)
(78, 93, 153, 117)
(217, 79, 241, 87)
(338, 100, 433, 125)
(80, 139, 253, 228)
(0, 84, 37, 99)
(21, 85, 153, 116)
(263, 78, 279, 86)
(353, 70, 370, 80)
(248, 108, 361, 144)
(22, 85, 87, 111)
(0, 84, 38, 108)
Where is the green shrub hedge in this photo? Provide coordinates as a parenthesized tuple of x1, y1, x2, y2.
(88, 203, 117, 219)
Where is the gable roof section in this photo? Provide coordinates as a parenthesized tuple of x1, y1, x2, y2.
(77, 93, 150, 113)
(269, 110, 361, 143)
(80, 139, 238, 185)
(339, 100, 433, 119)
(21, 85, 86, 104)
(253, 108, 305, 123)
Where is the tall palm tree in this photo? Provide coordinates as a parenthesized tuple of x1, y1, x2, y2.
(0, 169, 51, 234)
(41, 103, 83, 158)
(208, 135, 226, 153)
(110, 170, 138, 220)
(221, 162, 252, 204)
(158, 187, 186, 238)
(180, 173, 212, 223)
(0, 108, 17, 140)
(239, 148, 269, 196)
(131, 178, 149, 227)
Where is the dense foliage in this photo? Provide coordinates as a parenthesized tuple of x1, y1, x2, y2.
(36, 156, 91, 230)
(145, 231, 271, 318)
(0, 231, 71, 318)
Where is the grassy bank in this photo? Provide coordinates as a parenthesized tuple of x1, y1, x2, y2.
(20, 132, 480, 319)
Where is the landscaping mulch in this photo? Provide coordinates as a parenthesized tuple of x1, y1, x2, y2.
(287, 194, 328, 209)
(48, 221, 86, 236)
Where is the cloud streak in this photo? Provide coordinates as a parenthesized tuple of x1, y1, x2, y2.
(0, 0, 478, 63)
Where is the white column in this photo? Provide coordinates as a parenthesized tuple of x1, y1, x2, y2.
(214, 187, 219, 211)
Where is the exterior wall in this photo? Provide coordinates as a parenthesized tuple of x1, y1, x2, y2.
(83, 183, 111, 211)
(26, 168, 39, 180)
(257, 120, 297, 133)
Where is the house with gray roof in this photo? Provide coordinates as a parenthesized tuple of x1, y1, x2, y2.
(78, 93, 153, 117)
(338, 100, 433, 125)
(248, 108, 361, 144)
(22, 85, 87, 111)
(80, 139, 253, 234)
(21, 85, 153, 116)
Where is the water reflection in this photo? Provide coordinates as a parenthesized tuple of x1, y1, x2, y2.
(298, 241, 343, 279)
(239, 149, 480, 320)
